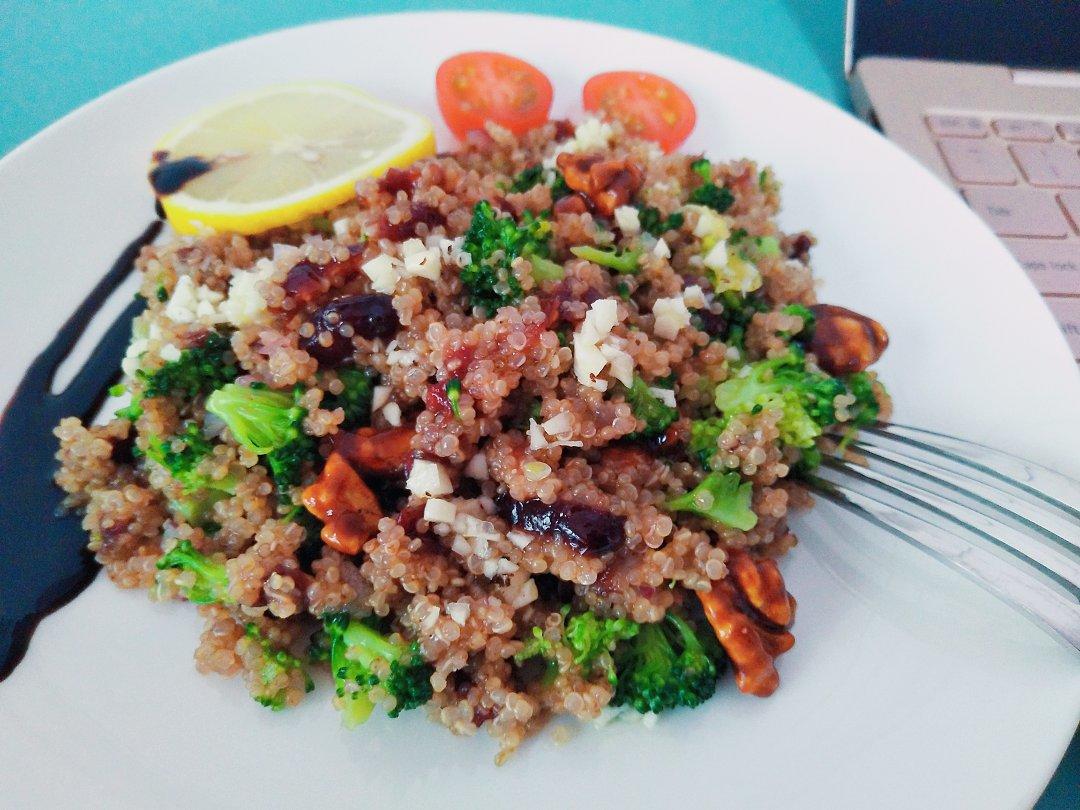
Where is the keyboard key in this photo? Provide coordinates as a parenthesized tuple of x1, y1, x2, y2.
(992, 118, 1055, 141)
(938, 138, 1018, 185)
(1058, 122, 1080, 143)
(1010, 143, 1080, 188)
(963, 187, 1071, 238)
(926, 114, 987, 138)
(1044, 297, 1080, 360)
(1005, 240, 1080, 295)
(1058, 191, 1080, 234)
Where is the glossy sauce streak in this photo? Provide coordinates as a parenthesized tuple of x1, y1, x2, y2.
(0, 221, 162, 680)
(148, 155, 213, 195)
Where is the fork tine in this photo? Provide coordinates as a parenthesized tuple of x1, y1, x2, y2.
(863, 423, 1080, 522)
(807, 470, 1080, 652)
(850, 440, 1080, 555)
(819, 457, 1080, 598)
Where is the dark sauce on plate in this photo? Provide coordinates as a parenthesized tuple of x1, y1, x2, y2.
(148, 155, 213, 195)
(0, 221, 161, 680)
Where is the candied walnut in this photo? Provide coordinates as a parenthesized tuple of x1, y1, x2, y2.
(555, 152, 645, 217)
(698, 548, 795, 697)
(332, 426, 416, 475)
(809, 304, 889, 375)
(301, 452, 382, 555)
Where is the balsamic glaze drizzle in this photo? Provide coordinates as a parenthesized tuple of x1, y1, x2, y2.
(0, 221, 162, 680)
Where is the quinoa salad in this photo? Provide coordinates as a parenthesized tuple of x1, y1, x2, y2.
(53, 113, 890, 762)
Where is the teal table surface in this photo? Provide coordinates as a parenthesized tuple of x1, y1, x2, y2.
(0, 1, 1075, 805)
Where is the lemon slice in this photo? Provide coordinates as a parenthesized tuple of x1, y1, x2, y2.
(151, 81, 435, 235)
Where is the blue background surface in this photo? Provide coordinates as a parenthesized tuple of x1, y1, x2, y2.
(0, 1, 1075, 804)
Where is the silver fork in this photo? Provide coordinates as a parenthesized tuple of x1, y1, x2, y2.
(805, 423, 1080, 652)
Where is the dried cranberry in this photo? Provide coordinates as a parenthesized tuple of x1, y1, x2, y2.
(284, 260, 327, 300)
(379, 167, 419, 195)
(553, 192, 590, 216)
(551, 119, 576, 140)
(693, 308, 728, 338)
(376, 202, 445, 241)
(789, 233, 813, 260)
(302, 293, 399, 365)
(496, 495, 625, 555)
(423, 382, 452, 415)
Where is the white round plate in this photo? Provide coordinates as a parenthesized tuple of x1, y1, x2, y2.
(1, 12, 1077, 810)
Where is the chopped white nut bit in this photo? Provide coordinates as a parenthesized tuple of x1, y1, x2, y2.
(566, 117, 614, 152)
(464, 452, 489, 480)
(685, 204, 730, 240)
(456, 514, 500, 540)
(652, 238, 671, 260)
(407, 459, 453, 497)
(652, 296, 692, 340)
(573, 298, 630, 391)
(446, 601, 471, 626)
(159, 343, 182, 363)
(220, 262, 274, 326)
(401, 238, 442, 280)
(385, 339, 418, 367)
(702, 240, 729, 272)
(682, 284, 706, 309)
(371, 384, 391, 412)
(165, 275, 225, 325)
(438, 236, 472, 268)
(361, 253, 401, 294)
(507, 530, 533, 550)
(613, 205, 641, 235)
(382, 401, 402, 427)
(528, 417, 584, 451)
(541, 411, 573, 436)
(599, 341, 634, 387)
(508, 577, 539, 608)
(649, 386, 677, 407)
(424, 498, 458, 524)
(332, 217, 352, 238)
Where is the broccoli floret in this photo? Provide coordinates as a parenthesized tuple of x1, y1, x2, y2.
(719, 291, 770, 350)
(666, 471, 757, 531)
(714, 352, 847, 448)
(141, 331, 237, 401)
(322, 367, 376, 431)
(155, 540, 232, 604)
(508, 165, 570, 200)
(612, 612, 723, 713)
(563, 609, 640, 685)
(323, 613, 434, 726)
(512, 626, 559, 685)
(637, 206, 684, 236)
(687, 158, 734, 213)
(781, 303, 816, 339)
(145, 421, 237, 493)
(528, 254, 566, 282)
(688, 417, 727, 469)
(623, 376, 677, 438)
(205, 383, 319, 500)
(205, 383, 305, 454)
(244, 623, 313, 711)
(570, 244, 642, 274)
(460, 200, 553, 314)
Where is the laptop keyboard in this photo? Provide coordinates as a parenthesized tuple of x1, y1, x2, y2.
(926, 112, 1080, 361)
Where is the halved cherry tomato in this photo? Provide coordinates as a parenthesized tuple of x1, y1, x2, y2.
(582, 71, 696, 152)
(436, 51, 553, 139)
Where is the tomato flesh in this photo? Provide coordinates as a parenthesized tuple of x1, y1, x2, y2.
(436, 52, 553, 139)
(582, 71, 696, 152)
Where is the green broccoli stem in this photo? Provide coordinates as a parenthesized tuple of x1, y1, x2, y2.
(342, 620, 407, 668)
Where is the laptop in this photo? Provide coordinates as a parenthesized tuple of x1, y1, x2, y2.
(846, 0, 1080, 362)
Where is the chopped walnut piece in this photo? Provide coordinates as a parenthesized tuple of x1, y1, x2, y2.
(809, 303, 889, 375)
(332, 425, 416, 475)
(555, 152, 645, 217)
(697, 548, 796, 697)
(301, 452, 382, 555)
